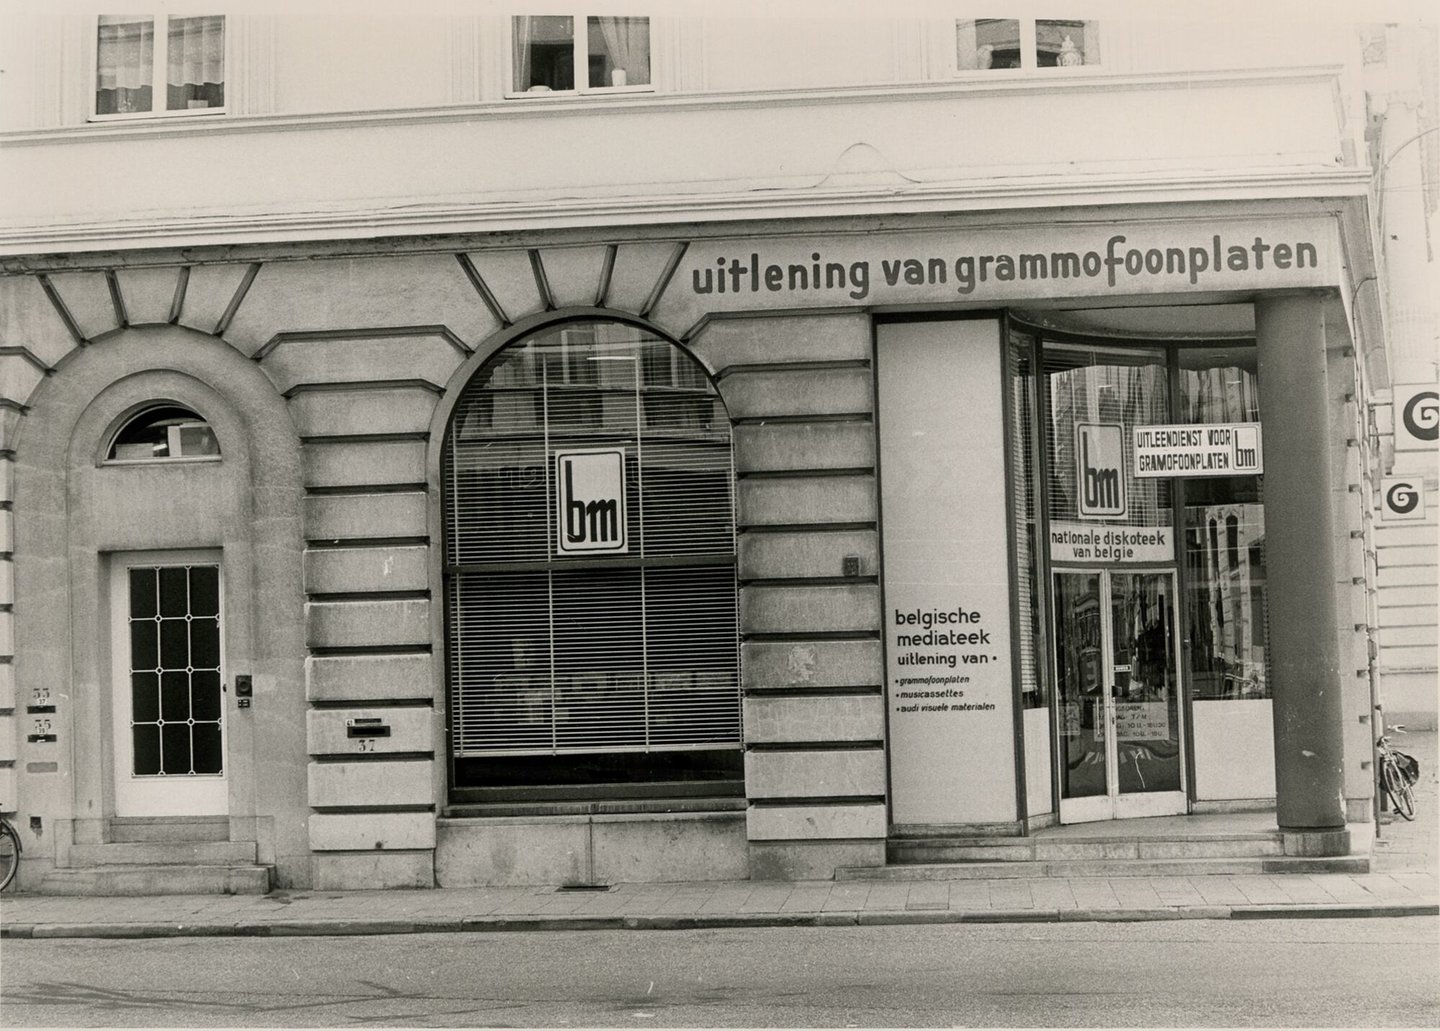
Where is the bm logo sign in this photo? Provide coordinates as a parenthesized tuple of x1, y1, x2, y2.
(556, 448, 629, 555)
(1077, 423, 1127, 518)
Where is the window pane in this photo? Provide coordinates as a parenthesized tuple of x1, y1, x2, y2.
(108, 405, 221, 462)
(166, 15, 224, 110)
(513, 15, 574, 92)
(192, 723, 223, 774)
(158, 566, 189, 617)
(957, 19, 1021, 70)
(1038, 19, 1098, 67)
(1044, 342, 1172, 528)
(129, 567, 157, 620)
(1180, 348, 1269, 701)
(160, 670, 191, 721)
(132, 671, 160, 724)
(161, 722, 191, 774)
(587, 17, 650, 87)
(97, 15, 154, 115)
(132, 724, 162, 775)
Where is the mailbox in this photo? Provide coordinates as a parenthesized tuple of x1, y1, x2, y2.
(346, 717, 391, 739)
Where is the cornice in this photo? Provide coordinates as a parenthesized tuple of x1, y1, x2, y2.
(0, 166, 1374, 261)
(0, 65, 1347, 148)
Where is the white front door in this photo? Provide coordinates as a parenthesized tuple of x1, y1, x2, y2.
(1053, 569, 1187, 824)
(110, 551, 228, 817)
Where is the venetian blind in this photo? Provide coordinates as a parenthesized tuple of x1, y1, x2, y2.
(443, 322, 740, 757)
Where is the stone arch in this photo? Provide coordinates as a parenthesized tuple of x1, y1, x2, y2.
(425, 308, 742, 804)
(12, 325, 309, 884)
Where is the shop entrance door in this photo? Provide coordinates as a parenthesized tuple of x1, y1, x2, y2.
(109, 551, 229, 817)
(1053, 569, 1186, 824)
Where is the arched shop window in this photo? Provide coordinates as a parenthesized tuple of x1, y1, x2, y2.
(442, 318, 742, 802)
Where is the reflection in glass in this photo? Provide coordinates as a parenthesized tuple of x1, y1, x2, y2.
(1009, 331, 1046, 708)
(1179, 350, 1270, 701)
(1054, 572, 1104, 799)
(1044, 343, 1172, 530)
(1109, 573, 1181, 793)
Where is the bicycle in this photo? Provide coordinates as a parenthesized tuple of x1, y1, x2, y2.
(1377, 725, 1419, 822)
(0, 810, 19, 892)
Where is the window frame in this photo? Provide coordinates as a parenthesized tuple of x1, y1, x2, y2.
(953, 18, 1101, 77)
(101, 403, 223, 466)
(442, 317, 742, 804)
(504, 12, 656, 100)
(89, 14, 228, 123)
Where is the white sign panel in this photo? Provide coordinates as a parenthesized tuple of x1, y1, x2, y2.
(878, 320, 1015, 826)
(1076, 423, 1127, 518)
(1133, 423, 1263, 478)
(555, 448, 628, 555)
(1049, 521, 1174, 563)
(650, 219, 1340, 330)
(1381, 478, 1426, 522)
(1394, 385, 1439, 453)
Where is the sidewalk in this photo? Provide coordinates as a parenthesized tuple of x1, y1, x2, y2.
(3, 732, 1435, 941)
(1, 869, 1435, 940)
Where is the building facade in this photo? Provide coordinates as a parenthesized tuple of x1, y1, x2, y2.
(0, 8, 1435, 892)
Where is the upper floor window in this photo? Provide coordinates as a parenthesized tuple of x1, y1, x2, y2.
(107, 405, 221, 463)
(956, 18, 1099, 72)
(94, 15, 225, 119)
(510, 14, 651, 95)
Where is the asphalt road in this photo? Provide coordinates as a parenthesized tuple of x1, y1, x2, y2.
(2, 918, 1436, 1027)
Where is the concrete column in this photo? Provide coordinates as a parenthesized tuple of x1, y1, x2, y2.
(1254, 295, 1349, 852)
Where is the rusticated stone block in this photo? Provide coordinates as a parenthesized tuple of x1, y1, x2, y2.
(741, 640, 884, 690)
(743, 694, 883, 743)
(733, 420, 875, 472)
(745, 749, 886, 798)
(306, 653, 435, 702)
(738, 476, 875, 526)
(746, 802, 886, 840)
(739, 530, 878, 580)
(690, 314, 871, 369)
(718, 368, 871, 419)
(303, 545, 430, 595)
(306, 707, 434, 756)
(305, 599, 430, 649)
(309, 812, 436, 851)
(741, 584, 880, 635)
(303, 493, 428, 542)
(307, 759, 433, 807)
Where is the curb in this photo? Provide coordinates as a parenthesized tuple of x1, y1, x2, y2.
(3, 901, 1435, 939)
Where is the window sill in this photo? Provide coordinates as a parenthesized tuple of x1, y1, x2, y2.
(88, 107, 228, 124)
(101, 455, 223, 468)
(504, 85, 656, 100)
(443, 796, 747, 819)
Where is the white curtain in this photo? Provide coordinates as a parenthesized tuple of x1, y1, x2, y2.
(511, 16, 534, 91)
(167, 16, 224, 90)
(96, 16, 153, 92)
(595, 16, 650, 86)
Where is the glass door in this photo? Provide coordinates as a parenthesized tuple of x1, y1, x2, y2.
(109, 551, 228, 817)
(1054, 569, 1186, 823)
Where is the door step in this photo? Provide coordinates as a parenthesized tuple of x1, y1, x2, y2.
(107, 816, 230, 843)
(887, 832, 1284, 864)
(838, 855, 1369, 880)
(39, 863, 271, 896)
(67, 840, 257, 866)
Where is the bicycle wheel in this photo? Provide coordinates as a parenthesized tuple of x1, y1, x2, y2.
(0, 819, 19, 893)
(1383, 759, 1416, 821)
